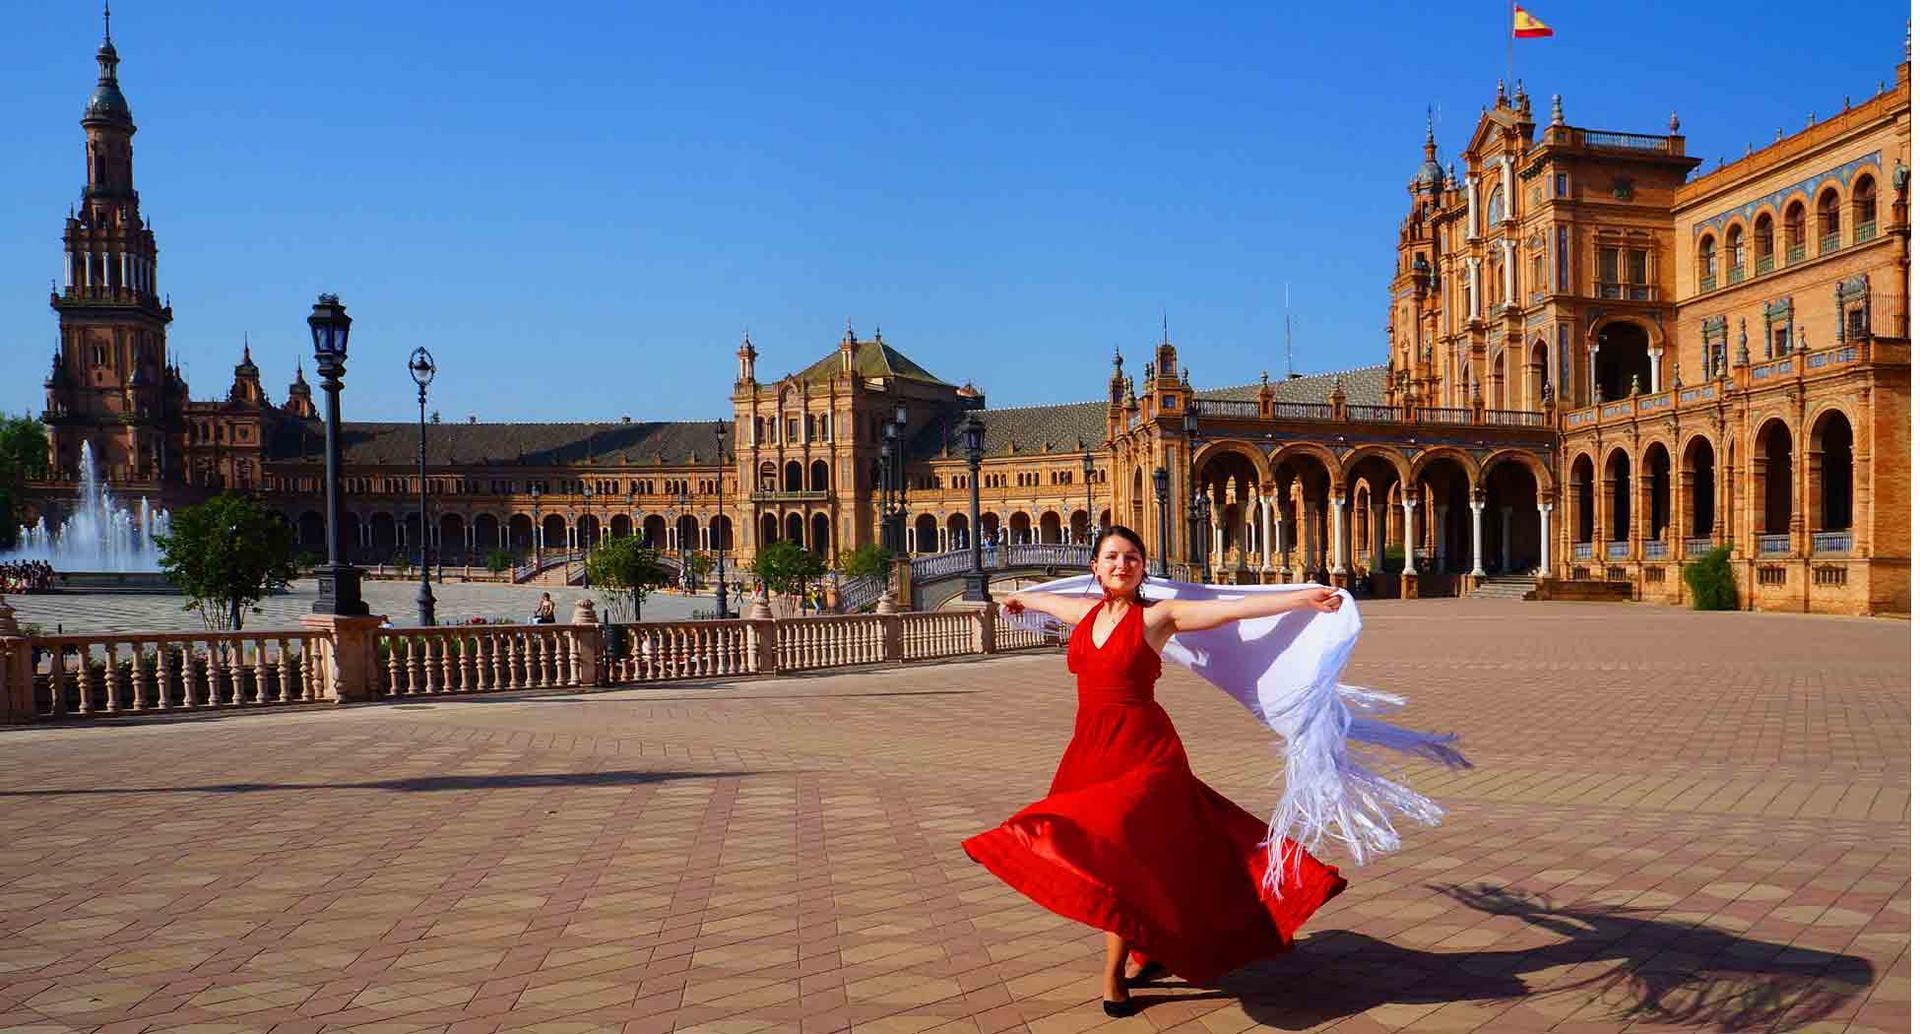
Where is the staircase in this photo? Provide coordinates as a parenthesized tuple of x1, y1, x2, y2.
(1469, 574, 1539, 600)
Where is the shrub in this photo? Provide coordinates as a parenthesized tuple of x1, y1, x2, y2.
(1682, 545, 1738, 610)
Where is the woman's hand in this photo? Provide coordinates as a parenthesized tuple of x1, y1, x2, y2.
(1295, 586, 1342, 613)
(1001, 594, 1026, 616)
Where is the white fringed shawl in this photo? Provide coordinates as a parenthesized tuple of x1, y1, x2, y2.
(1004, 575, 1470, 894)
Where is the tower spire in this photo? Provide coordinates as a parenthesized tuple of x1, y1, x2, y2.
(103, 1, 112, 43)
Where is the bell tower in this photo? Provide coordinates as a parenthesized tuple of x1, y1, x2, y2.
(45, 6, 175, 484)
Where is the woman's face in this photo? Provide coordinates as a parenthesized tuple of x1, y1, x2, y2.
(1092, 535, 1145, 597)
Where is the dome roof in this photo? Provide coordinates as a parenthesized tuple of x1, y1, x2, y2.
(82, 40, 132, 125)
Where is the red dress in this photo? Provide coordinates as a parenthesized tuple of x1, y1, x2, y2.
(963, 600, 1347, 984)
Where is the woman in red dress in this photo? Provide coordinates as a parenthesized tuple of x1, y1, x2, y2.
(963, 525, 1348, 1016)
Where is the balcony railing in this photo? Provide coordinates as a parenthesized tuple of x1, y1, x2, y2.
(1787, 242, 1806, 264)
(1757, 534, 1792, 556)
(1819, 231, 1841, 254)
(749, 490, 829, 503)
(1606, 541, 1630, 561)
(1684, 537, 1716, 558)
(1192, 398, 1260, 418)
(1756, 255, 1775, 274)
(1643, 539, 1669, 560)
(1576, 130, 1672, 151)
(1347, 404, 1404, 422)
(1272, 402, 1335, 420)
(1726, 267, 1746, 285)
(1811, 531, 1853, 555)
(378, 625, 583, 696)
(1698, 274, 1717, 293)
(1854, 221, 1877, 242)
(1483, 409, 1548, 427)
(1414, 406, 1475, 423)
(1573, 543, 1595, 561)
(29, 629, 325, 718)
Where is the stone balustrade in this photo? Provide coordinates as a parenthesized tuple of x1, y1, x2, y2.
(17, 628, 326, 719)
(0, 600, 1059, 724)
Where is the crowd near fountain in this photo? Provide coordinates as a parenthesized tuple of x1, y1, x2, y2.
(4, 442, 169, 573)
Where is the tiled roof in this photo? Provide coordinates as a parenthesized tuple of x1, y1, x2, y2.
(918, 401, 1110, 461)
(267, 419, 730, 468)
(793, 339, 952, 386)
(1194, 364, 1389, 406)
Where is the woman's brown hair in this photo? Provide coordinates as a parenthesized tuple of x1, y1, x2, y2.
(1093, 525, 1152, 605)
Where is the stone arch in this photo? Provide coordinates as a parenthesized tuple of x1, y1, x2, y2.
(913, 513, 938, 553)
(1681, 436, 1716, 539)
(1338, 445, 1413, 487)
(784, 511, 805, 545)
(1589, 317, 1660, 401)
(1192, 439, 1268, 473)
(506, 513, 533, 551)
(946, 512, 970, 549)
(1409, 446, 1481, 489)
(1008, 511, 1033, 545)
(1038, 511, 1063, 544)
(1266, 441, 1340, 484)
(369, 511, 398, 553)
(809, 459, 829, 492)
(1603, 447, 1633, 543)
(642, 514, 667, 549)
(1569, 453, 1596, 543)
(1481, 452, 1546, 574)
(1641, 440, 1673, 542)
(810, 512, 831, 556)
(1808, 408, 1854, 533)
(758, 512, 777, 547)
(709, 515, 733, 552)
(296, 511, 325, 551)
(439, 513, 467, 560)
(1755, 418, 1794, 537)
(541, 513, 568, 551)
(472, 512, 502, 551)
(783, 461, 803, 492)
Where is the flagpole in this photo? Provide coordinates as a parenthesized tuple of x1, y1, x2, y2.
(1505, 1, 1514, 91)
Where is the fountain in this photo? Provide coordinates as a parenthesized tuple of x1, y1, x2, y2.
(6, 441, 171, 578)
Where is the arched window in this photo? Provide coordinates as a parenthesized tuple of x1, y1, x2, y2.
(1725, 224, 1745, 282)
(1754, 212, 1775, 271)
(1485, 184, 1506, 228)
(1784, 201, 1807, 261)
(1816, 188, 1841, 251)
(1852, 175, 1878, 240)
(1697, 234, 1717, 289)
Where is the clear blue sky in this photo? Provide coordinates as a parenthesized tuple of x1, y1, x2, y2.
(1, 2, 1906, 423)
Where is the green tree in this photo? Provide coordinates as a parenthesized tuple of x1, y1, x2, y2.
(1682, 544, 1739, 610)
(586, 535, 669, 620)
(837, 542, 893, 581)
(754, 540, 827, 599)
(0, 416, 48, 549)
(686, 551, 714, 584)
(484, 547, 516, 575)
(157, 493, 299, 630)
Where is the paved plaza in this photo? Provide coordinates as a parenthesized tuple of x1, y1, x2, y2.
(9, 580, 720, 635)
(0, 598, 1906, 1033)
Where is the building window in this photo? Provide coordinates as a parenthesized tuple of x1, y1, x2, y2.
(1852, 175, 1878, 240)
(1754, 213, 1776, 272)
(1553, 172, 1568, 197)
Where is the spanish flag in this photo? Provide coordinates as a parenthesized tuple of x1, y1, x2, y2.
(1512, 3, 1553, 37)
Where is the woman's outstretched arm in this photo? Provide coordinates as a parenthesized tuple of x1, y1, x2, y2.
(1001, 589, 1098, 625)
(1153, 586, 1342, 636)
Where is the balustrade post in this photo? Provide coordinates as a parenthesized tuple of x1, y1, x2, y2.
(880, 612, 905, 663)
(300, 613, 384, 704)
(0, 600, 29, 723)
(570, 599, 604, 687)
(750, 617, 778, 673)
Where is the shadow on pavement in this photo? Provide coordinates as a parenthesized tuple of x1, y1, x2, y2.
(1144, 883, 1874, 1032)
(0, 769, 753, 797)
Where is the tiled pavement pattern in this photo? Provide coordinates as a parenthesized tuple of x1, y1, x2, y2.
(0, 599, 1905, 1033)
(9, 580, 713, 635)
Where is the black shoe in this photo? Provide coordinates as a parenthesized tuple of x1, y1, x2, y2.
(1101, 997, 1137, 1018)
(1127, 961, 1168, 986)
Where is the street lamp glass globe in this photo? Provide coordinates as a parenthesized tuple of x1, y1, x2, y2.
(408, 347, 436, 387)
(307, 293, 351, 358)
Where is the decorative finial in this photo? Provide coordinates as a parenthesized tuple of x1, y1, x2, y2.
(1737, 318, 1750, 366)
(1808, 112, 1817, 127)
(1496, 78, 1507, 106)
(103, 1, 112, 43)
(1260, 369, 1270, 387)
(873, 325, 883, 343)
(1776, 127, 1784, 141)
(1112, 347, 1123, 370)
(1550, 94, 1564, 126)
(1160, 309, 1170, 345)
(1669, 111, 1681, 133)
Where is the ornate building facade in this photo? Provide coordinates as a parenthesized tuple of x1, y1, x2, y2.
(30, 25, 1911, 614)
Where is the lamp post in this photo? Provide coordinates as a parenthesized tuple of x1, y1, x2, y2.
(530, 484, 543, 573)
(890, 403, 909, 554)
(880, 425, 898, 555)
(961, 413, 989, 602)
(407, 347, 437, 626)
(582, 483, 596, 585)
(713, 419, 730, 618)
(1151, 466, 1170, 577)
(675, 486, 691, 592)
(308, 294, 366, 616)
(1190, 488, 1213, 584)
(1080, 446, 1096, 544)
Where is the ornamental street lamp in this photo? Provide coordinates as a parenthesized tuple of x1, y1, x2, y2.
(408, 348, 437, 626)
(1182, 406, 1201, 576)
(675, 485, 691, 591)
(712, 419, 730, 618)
(1190, 488, 1213, 584)
(530, 484, 543, 571)
(308, 294, 367, 616)
(1080, 445, 1096, 545)
(1151, 465, 1170, 577)
(890, 403, 909, 554)
(582, 483, 597, 582)
(961, 413, 989, 602)
(881, 422, 900, 555)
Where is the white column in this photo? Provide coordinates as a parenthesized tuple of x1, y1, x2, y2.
(1502, 239, 1517, 304)
(1331, 496, 1347, 575)
(1538, 502, 1553, 578)
(1401, 498, 1418, 576)
(1468, 257, 1482, 315)
(1465, 177, 1479, 236)
(1469, 499, 1487, 577)
(1649, 348, 1664, 392)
